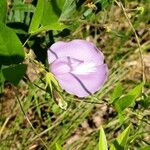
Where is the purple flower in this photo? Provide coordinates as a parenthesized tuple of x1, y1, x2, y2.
(47, 39, 108, 97)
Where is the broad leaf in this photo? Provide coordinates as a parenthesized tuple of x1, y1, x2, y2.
(2, 64, 27, 85)
(41, 0, 60, 26)
(128, 82, 144, 99)
(56, 0, 66, 10)
(110, 83, 123, 103)
(0, 23, 25, 65)
(115, 95, 135, 113)
(110, 125, 131, 150)
(114, 83, 144, 113)
(29, 0, 65, 34)
(99, 126, 108, 150)
(28, 0, 44, 33)
(30, 23, 66, 35)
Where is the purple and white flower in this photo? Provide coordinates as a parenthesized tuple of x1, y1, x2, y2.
(47, 39, 108, 97)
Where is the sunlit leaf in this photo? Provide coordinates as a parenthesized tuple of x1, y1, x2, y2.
(114, 83, 144, 113)
(99, 126, 108, 150)
(110, 83, 123, 103)
(128, 82, 144, 99)
(55, 143, 64, 150)
(28, 0, 44, 33)
(110, 125, 131, 150)
(115, 95, 135, 112)
(41, 0, 60, 26)
(29, 0, 65, 34)
(30, 23, 66, 35)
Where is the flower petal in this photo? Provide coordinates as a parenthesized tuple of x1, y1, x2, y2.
(53, 64, 108, 97)
(73, 64, 108, 95)
(48, 39, 108, 97)
(47, 41, 66, 64)
(48, 39, 104, 65)
(50, 57, 83, 75)
(50, 59, 71, 75)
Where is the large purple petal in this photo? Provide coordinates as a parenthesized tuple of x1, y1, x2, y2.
(52, 64, 108, 97)
(72, 64, 108, 95)
(47, 41, 66, 64)
(50, 58, 71, 75)
(47, 39, 104, 65)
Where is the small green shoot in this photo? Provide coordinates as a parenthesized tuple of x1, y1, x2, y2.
(99, 126, 108, 150)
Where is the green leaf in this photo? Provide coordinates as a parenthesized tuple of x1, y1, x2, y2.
(118, 113, 126, 124)
(114, 83, 144, 113)
(0, 23, 25, 65)
(110, 125, 131, 150)
(128, 82, 144, 99)
(110, 83, 123, 103)
(56, 0, 66, 10)
(99, 126, 108, 150)
(117, 125, 131, 145)
(29, 0, 65, 34)
(41, 0, 60, 26)
(30, 23, 66, 35)
(0, 0, 7, 23)
(115, 95, 135, 113)
(28, 0, 44, 33)
(55, 143, 64, 150)
(2, 64, 27, 85)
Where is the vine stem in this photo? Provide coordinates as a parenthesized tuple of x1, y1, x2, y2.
(115, 0, 146, 91)
(22, 35, 31, 47)
(13, 86, 49, 149)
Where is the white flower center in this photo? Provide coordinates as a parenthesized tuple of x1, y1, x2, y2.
(72, 62, 97, 75)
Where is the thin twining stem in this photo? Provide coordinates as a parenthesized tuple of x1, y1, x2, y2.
(115, 0, 146, 90)
(13, 86, 49, 149)
(22, 35, 31, 47)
